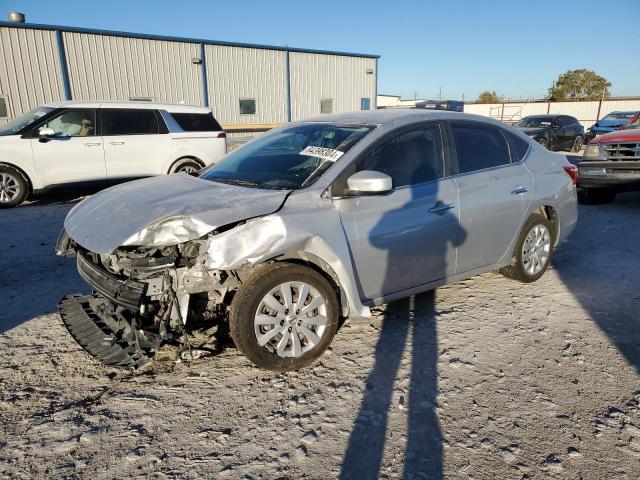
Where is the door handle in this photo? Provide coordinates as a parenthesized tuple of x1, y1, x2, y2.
(428, 201, 455, 215)
(109, 141, 125, 145)
(84, 142, 101, 147)
(511, 186, 529, 195)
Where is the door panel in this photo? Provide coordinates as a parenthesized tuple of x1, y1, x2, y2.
(335, 179, 460, 300)
(31, 108, 106, 186)
(455, 164, 533, 273)
(101, 108, 172, 178)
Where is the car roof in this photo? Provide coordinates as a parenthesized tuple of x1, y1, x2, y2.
(298, 108, 508, 127)
(43, 100, 212, 113)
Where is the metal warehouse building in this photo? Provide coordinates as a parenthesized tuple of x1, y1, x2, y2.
(0, 21, 379, 129)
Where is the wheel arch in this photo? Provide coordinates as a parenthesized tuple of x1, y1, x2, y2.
(0, 162, 34, 196)
(167, 155, 205, 174)
(533, 205, 560, 246)
(273, 252, 349, 319)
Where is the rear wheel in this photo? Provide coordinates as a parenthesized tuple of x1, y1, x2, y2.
(577, 188, 616, 204)
(501, 214, 553, 283)
(537, 138, 548, 149)
(229, 263, 339, 372)
(169, 157, 203, 174)
(0, 165, 29, 208)
(571, 135, 584, 153)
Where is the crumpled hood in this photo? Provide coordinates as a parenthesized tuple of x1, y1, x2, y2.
(591, 119, 627, 131)
(518, 127, 547, 136)
(64, 174, 290, 254)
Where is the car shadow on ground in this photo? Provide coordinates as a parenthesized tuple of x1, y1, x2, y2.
(553, 191, 640, 374)
(0, 192, 88, 333)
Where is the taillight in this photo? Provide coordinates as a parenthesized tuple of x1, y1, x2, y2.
(217, 132, 226, 138)
(563, 164, 578, 185)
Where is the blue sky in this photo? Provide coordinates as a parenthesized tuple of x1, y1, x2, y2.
(2, 0, 639, 100)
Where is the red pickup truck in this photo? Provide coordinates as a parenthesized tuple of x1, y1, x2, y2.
(577, 117, 640, 203)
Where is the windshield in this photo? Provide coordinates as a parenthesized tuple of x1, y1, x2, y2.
(515, 117, 554, 128)
(603, 112, 636, 121)
(621, 116, 640, 130)
(0, 107, 54, 136)
(199, 123, 375, 190)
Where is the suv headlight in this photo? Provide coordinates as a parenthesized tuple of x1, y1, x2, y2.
(583, 144, 604, 160)
(123, 216, 214, 247)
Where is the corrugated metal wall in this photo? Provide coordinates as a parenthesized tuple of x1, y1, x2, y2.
(62, 32, 203, 105)
(289, 53, 377, 121)
(0, 26, 65, 125)
(205, 45, 287, 125)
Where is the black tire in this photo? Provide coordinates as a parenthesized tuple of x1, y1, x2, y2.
(0, 165, 29, 208)
(537, 138, 548, 149)
(168, 157, 203, 174)
(500, 214, 554, 283)
(229, 263, 339, 372)
(577, 188, 616, 205)
(571, 135, 584, 153)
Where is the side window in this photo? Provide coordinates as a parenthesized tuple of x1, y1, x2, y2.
(40, 108, 96, 137)
(450, 123, 511, 174)
(503, 129, 530, 162)
(101, 109, 159, 135)
(356, 124, 443, 188)
(171, 112, 223, 132)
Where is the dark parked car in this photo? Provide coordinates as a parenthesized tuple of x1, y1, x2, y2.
(514, 115, 584, 152)
(585, 110, 640, 143)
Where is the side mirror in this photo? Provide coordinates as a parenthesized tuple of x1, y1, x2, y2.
(346, 170, 392, 195)
(38, 127, 56, 141)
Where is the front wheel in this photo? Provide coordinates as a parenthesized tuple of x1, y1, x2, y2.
(228, 263, 339, 371)
(501, 214, 553, 283)
(0, 165, 29, 208)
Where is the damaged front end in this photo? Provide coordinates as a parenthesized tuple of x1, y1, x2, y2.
(56, 227, 242, 369)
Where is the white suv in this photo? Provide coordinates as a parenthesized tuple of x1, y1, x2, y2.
(0, 101, 227, 207)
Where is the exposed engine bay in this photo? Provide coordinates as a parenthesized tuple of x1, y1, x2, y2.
(56, 228, 247, 368)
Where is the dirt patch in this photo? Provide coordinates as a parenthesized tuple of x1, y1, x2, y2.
(1, 192, 639, 479)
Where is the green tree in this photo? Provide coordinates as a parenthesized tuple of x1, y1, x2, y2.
(478, 90, 501, 103)
(548, 69, 611, 101)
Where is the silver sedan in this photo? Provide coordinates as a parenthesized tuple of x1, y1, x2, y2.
(57, 109, 578, 371)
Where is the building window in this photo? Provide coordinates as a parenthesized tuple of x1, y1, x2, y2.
(239, 99, 256, 115)
(0, 97, 7, 117)
(361, 98, 371, 110)
(320, 99, 334, 114)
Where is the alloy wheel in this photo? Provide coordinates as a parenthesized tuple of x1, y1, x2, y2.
(254, 281, 328, 358)
(522, 224, 551, 276)
(0, 173, 21, 203)
(177, 165, 198, 174)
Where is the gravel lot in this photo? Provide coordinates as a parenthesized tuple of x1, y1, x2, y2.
(1, 181, 639, 479)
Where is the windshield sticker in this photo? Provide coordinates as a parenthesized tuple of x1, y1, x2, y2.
(299, 145, 344, 162)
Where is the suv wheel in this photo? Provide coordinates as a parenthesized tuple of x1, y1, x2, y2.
(229, 263, 339, 371)
(537, 138, 548, 149)
(571, 135, 584, 153)
(0, 165, 29, 208)
(577, 188, 616, 204)
(169, 158, 203, 174)
(501, 214, 553, 283)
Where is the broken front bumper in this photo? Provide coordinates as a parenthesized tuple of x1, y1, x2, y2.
(76, 252, 146, 311)
(58, 294, 151, 368)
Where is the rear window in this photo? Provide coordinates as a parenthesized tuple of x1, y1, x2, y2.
(171, 112, 223, 132)
(102, 109, 160, 135)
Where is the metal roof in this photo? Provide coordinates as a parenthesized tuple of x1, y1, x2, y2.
(0, 21, 380, 59)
